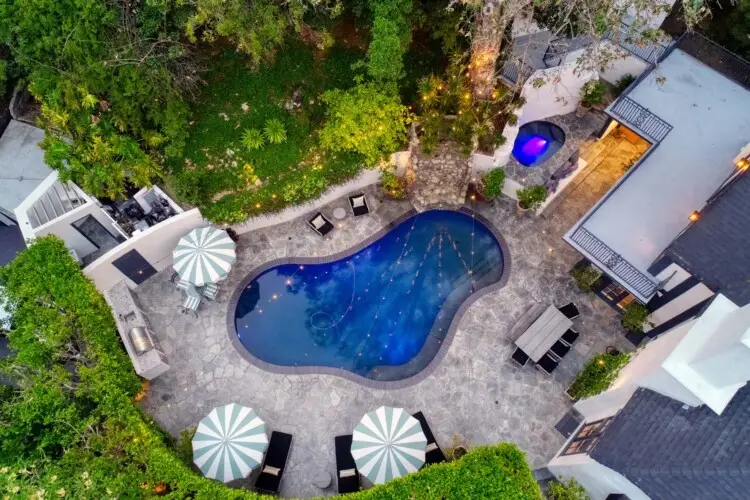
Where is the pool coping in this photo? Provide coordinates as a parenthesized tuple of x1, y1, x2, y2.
(225, 204, 512, 390)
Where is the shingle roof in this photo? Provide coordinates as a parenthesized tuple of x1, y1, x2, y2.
(665, 172, 750, 306)
(591, 386, 750, 500)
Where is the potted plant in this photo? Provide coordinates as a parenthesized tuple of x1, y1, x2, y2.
(621, 302, 650, 334)
(566, 352, 631, 400)
(548, 478, 590, 500)
(445, 434, 471, 461)
(516, 184, 548, 213)
(479, 168, 505, 201)
(576, 79, 606, 117)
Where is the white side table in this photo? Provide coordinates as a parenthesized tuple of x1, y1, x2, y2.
(333, 207, 347, 220)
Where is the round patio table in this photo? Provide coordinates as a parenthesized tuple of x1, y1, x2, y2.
(333, 207, 347, 220)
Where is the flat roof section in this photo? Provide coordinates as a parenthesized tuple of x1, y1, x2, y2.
(0, 121, 52, 214)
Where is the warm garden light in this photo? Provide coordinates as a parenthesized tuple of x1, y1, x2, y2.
(736, 158, 749, 171)
(689, 211, 700, 222)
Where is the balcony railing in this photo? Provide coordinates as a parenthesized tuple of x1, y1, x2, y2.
(608, 97, 673, 143)
(500, 59, 534, 85)
(677, 32, 750, 91)
(569, 227, 659, 299)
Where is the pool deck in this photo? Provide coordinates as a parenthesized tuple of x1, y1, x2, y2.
(136, 178, 631, 497)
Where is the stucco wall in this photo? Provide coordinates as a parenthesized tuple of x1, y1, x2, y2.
(598, 41, 649, 85)
(518, 63, 596, 125)
(548, 454, 650, 500)
(84, 208, 207, 291)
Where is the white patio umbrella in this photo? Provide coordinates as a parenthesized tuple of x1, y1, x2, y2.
(173, 226, 236, 286)
(351, 406, 427, 484)
(192, 403, 269, 483)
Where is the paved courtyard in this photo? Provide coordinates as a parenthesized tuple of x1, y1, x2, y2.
(136, 154, 633, 496)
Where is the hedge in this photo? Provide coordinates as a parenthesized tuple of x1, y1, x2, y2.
(0, 236, 541, 499)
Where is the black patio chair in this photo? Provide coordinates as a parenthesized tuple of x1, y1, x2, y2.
(348, 193, 370, 217)
(335, 435, 360, 494)
(412, 411, 447, 465)
(557, 302, 580, 320)
(511, 347, 530, 367)
(308, 212, 334, 237)
(549, 340, 571, 360)
(560, 328, 580, 346)
(255, 431, 293, 494)
(536, 353, 559, 375)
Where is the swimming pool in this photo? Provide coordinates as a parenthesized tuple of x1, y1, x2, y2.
(231, 210, 506, 383)
(512, 120, 566, 167)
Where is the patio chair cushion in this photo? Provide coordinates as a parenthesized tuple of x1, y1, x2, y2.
(263, 466, 280, 476)
(311, 215, 326, 229)
(351, 195, 365, 208)
(339, 469, 356, 478)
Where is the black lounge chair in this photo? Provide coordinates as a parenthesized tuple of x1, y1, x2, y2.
(255, 431, 293, 494)
(536, 353, 559, 375)
(560, 328, 579, 346)
(558, 302, 580, 320)
(511, 347, 530, 367)
(349, 194, 370, 216)
(308, 212, 334, 237)
(412, 411, 447, 465)
(335, 435, 360, 494)
(549, 340, 571, 360)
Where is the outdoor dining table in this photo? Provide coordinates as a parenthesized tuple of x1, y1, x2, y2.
(514, 305, 573, 362)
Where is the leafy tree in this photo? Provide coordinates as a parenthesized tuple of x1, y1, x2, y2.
(320, 82, 409, 165)
(0, 0, 193, 197)
(184, 0, 342, 67)
(705, 0, 750, 61)
(367, 0, 414, 81)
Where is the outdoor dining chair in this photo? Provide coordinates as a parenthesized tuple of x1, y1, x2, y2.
(308, 212, 335, 237)
(511, 347, 530, 367)
(255, 431, 293, 494)
(560, 328, 580, 346)
(557, 302, 580, 320)
(412, 411, 447, 465)
(335, 435, 360, 494)
(549, 340, 571, 360)
(348, 193, 370, 216)
(202, 283, 220, 301)
(536, 353, 560, 375)
(181, 295, 200, 317)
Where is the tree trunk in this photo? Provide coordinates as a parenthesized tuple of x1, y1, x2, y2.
(469, 1, 506, 100)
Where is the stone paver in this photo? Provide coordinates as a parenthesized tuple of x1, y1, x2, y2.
(136, 163, 631, 497)
(410, 143, 470, 209)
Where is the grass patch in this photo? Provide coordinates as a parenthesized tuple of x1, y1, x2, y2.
(169, 40, 367, 223)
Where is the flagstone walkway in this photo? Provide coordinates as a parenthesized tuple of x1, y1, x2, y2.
(135, 175, 631, 497)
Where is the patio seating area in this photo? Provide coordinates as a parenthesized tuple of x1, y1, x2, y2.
(133, 183, 632, 497)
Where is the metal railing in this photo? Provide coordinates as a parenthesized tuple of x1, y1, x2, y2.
(677, 32, 750, 91)
(500, 59, 534, 85)
(569, 227, 659, 299)
(608, 97, 673, 143)
(603, 23, 670, 64)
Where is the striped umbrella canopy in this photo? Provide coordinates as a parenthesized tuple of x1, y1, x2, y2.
(192, 403, 269, 483)
(351, 406, 427, 484)
(173, 226, 236, 286)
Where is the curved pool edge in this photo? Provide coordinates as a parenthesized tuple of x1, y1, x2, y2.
(225, 205, 512, 390)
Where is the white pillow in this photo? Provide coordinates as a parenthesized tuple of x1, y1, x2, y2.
(311, 215, 326, 229)
(263, 465, 280, 476)
(339, 468, 356, 478)
(425, 442, 438, 452)
(352, 196, 365, 208)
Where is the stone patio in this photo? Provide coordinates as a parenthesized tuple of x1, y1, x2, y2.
(135, 164, 632, 497)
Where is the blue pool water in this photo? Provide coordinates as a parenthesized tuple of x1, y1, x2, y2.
(512, 120, 566, 167)
(233, 210, 504, 381)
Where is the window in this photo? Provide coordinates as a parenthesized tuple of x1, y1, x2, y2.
(601, 283, 626, 301)
(561, 417, 613, 456)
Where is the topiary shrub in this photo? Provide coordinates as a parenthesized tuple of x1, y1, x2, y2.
(516, 185, 548, 210)
(481, 168, 506, 200)
(567, 353, 631, 400)
(381, 171, 408, 199)
(571, 264, 602, 293)
(548, 478, 589, 500)
(621, 302, 649, 333)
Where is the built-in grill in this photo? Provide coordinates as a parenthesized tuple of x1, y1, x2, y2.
(128, 326, 154, 355)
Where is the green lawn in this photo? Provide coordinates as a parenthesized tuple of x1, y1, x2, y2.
(169, 41, 365, 223)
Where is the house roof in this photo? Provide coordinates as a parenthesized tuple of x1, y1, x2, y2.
(665, 172, 750, 306)
(0, 121, 53, 213)
(591, 386, 750, 500)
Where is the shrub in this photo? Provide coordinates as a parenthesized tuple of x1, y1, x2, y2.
(580, 80, 606, 106)
(614, 73, 636, 95)
(548, 478, 589, 500)
(517, 185, 548, 210)
(621, 302, 649, 333)
(242, 128, 264, 150)
(263, 118, 287, 144)
(367, 0, 413, 81)
(481, 168, 506, 200)
(571, 264, 602, 293)
(381, 171, 408, 199)
(567, 353, 631, 400)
